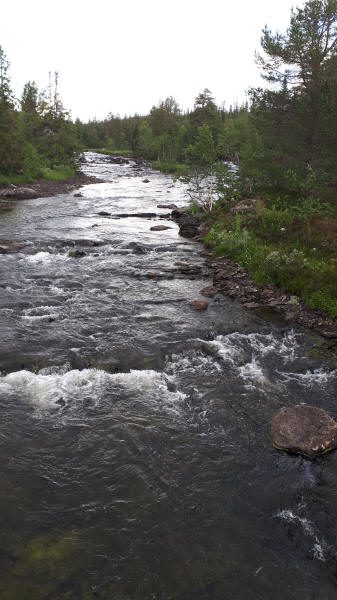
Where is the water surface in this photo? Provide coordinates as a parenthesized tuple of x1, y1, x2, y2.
(0, 153, 337, 599)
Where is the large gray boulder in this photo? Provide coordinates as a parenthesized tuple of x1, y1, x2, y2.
(0, 186, 38, 200)
(271, 405, 337, 458)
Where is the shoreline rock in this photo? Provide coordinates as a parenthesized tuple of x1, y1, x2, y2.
(0, 172, 104, 201)
(171, 209, 201, 238)
(172, 206, 337, 339)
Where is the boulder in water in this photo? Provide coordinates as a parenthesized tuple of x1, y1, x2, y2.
(68, 250, 86, 258)
(189, 300, 208, 311)
(271, 405, 337, 458)
(200, 286, 218, 298)
(150, 225, 172, 231)
(157, 204, 177, 209)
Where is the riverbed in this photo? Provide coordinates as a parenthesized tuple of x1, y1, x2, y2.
(0, 152, 337, 599)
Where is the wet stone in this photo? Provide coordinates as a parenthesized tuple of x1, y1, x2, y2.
(271, 405, 337, 458)
(150, 225, 172, 231)
(200, 286, 218, 298)
(157, 204, 177, 209)
(189, 300, 209, 311)
(68, 250, 86, 258)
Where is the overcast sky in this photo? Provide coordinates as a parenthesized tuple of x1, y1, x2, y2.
(2, 0, 304, 121)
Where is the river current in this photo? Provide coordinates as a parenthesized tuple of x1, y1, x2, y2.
(1, 153, 337, 599)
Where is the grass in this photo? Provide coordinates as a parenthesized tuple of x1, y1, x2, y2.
(151, 160, 189, 176)
(40, 166, 76, 180)
(205, 201, 337, 317)
(0, 165, 76, 186)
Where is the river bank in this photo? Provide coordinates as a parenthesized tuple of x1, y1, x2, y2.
(172, 208, 337, 340)
(0, 171, 103, 204)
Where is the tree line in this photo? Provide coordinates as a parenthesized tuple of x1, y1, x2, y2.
(1, 0, 336, 201)
(0, 48, 79, 183)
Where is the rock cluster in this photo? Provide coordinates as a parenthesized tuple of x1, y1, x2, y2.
(172, 207, 337, 338)
(171, 209, 201, 238)
(210, 256, 337, 338)
(0, 173, 104, 201)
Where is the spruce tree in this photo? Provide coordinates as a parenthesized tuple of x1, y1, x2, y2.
(0, 45, 22, 175)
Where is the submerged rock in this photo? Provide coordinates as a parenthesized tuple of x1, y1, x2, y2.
(271, 405, 337, 458)
(150, 225, 172, 231)
(0, 531, 79, 600)
(200, 286, 218, 298)
(189, 300, 208, 311)
(142, 178, 150, 183)
(157, 203, 177, 209)
(68, 250, 86, 258)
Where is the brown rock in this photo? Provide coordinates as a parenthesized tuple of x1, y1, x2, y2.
(189, 300, 208, 311)
(150, 225, 172, 231)
(200, 286, 218, 298)
(243, 302, 261, 309)
(271, 405, 337, 458)
(157, 204, 177, 209)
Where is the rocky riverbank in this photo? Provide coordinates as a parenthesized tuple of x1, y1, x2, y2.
(0, 172, 103, 205)
(172, 208, 337, 340)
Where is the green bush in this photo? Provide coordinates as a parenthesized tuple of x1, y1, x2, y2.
(257, 207, 294, 239)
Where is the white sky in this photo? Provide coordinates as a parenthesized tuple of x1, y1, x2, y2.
(2, 0, 304, 121)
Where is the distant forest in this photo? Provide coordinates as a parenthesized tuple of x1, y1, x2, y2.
(0, 0, 336, 201)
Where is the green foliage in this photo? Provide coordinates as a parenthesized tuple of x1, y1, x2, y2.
(41, 165, 75, 180)
(256, 207, 295, 239)
(239, 0, 337, 198)
(186, 124, 217, 167)
(151, 160, 188, 176)
(0, 53, 80, 183)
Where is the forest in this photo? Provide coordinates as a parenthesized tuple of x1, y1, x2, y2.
(1, 0, 337, 315)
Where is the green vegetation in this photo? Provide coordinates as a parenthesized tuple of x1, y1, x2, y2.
(205, 196, 337, 316)
(0, 48, 80, 185)
(195, 0, 337, 319)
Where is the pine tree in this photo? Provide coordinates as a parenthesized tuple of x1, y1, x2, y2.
(0, 45, 22, 175)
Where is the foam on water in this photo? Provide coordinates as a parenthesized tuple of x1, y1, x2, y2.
(0, 367, 185, 415)
(208, 330, 299, 362)
(276, 508, 329, 562)
(178, 330, 300, 392)
(279, 368, 337, 387)
(237, 357, 268, 391)
(23, 251, 58, 264)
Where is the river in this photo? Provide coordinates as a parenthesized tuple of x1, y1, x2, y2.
(0, 152, 337, 599)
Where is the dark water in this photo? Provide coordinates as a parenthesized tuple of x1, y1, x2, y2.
(1, 153, 337, 599)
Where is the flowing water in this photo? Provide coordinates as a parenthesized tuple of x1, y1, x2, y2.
(1, 152, 337, 599)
